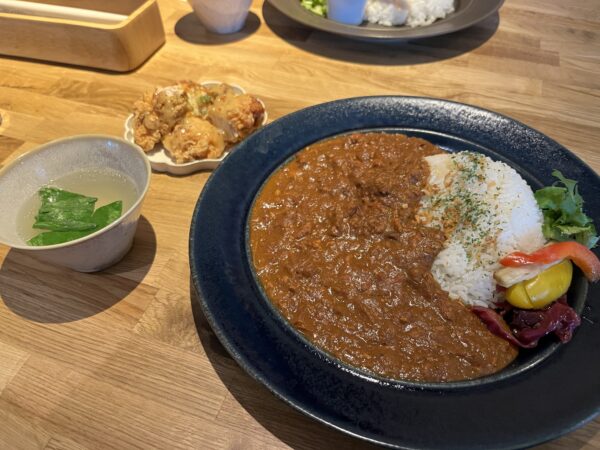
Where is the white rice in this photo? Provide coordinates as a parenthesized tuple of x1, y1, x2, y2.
(418, 152, 546, 307)
(364, 0, 455, 27)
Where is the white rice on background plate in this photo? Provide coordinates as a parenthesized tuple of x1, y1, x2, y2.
(364, 0, 455, 27)
(418, 152, 546, 307)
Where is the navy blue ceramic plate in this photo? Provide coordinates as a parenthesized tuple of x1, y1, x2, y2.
(189, 97, 600, 449)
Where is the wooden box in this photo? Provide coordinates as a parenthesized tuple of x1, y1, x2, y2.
(0, 0, 166, 72)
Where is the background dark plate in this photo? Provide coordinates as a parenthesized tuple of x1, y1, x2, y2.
(189, 97, 600, 449)
(266, 0, 504, 42)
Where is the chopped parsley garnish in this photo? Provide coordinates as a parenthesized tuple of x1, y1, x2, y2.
(425, 152, 494, 262)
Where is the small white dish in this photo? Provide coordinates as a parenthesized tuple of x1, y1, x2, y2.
(124, 81, 268, 176)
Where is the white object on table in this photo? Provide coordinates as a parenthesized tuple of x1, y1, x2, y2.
(188, 0, 252, 34)
(0, 0, 127, 24)
(327, 0, 368, 25)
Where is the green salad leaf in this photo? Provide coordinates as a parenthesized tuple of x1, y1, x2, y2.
(301, 0, 327, 16)
(534, 170, 598, 248)
(28, 187, 122, 246)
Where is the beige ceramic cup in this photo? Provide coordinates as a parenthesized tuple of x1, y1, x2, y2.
(188, 0, 252, 34)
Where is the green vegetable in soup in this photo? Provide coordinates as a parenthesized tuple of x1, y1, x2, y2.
(33, 187, 97, 231)
(301, 0, 327, 16)
(535, 170, 598, 248)
(90, 200, 122, 227)
(27, 187, 123, 246)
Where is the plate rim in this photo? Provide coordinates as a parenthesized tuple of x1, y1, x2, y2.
(190, 95, 600, 449)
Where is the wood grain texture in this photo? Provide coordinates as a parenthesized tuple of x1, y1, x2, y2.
(0, 0, 599, 448)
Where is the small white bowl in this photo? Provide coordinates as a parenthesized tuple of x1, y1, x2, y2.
(124, 81, 268, 176)
(0, 135, 151, 272)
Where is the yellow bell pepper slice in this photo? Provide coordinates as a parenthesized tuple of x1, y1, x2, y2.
(505, 282, 533, 309)
(505, 259, 573, 309)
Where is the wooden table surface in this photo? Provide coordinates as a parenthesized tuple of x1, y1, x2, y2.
(0, 0, 599, 448)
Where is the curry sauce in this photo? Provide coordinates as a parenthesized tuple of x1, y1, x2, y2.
(249, 133, 517, 382)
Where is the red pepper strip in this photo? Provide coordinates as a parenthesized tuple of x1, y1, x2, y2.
(500, 241, 600, 283)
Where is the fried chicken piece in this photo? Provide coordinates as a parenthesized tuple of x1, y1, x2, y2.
(153, 84, 189, 130)
(162, 116, 226, 163)
(132, 81, 208, 151)
(207, 93, 265, 144)
(132, 92, 162, 151)
(131, 81, 266, 159)
(180, 80, 212, 118)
